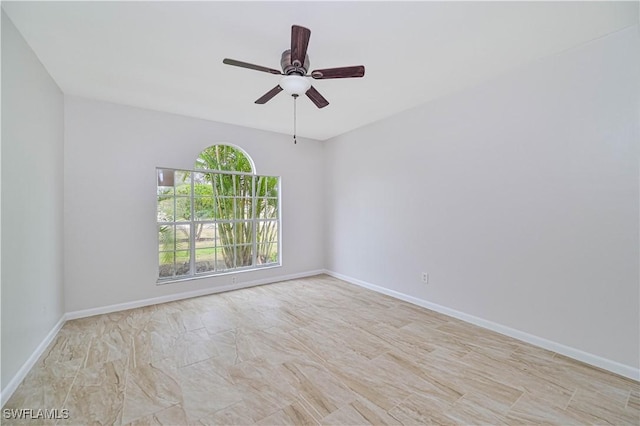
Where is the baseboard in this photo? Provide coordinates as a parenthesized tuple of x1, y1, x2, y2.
(65, 269, 325, 320)
(324, 269, 640, 382)
(0, 315, 66, 407)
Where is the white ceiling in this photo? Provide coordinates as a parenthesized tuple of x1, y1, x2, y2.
(3, 1, 638, 141)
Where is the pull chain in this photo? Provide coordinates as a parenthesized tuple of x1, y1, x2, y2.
(292, 94, 298, 144)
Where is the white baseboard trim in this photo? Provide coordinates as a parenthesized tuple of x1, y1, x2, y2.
(65, 269, 325, 320)
(324, 269, 640, 382)
(1, 315, 66, 407)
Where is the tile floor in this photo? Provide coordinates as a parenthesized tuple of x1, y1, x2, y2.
(3, 275, 639, 425)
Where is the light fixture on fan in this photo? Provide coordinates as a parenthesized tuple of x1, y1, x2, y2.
(280, 75, 311, 96)
(279, 75, 311, 144)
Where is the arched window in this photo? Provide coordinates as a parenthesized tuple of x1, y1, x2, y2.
(194, 144, 254, 173)
(157, 144, 280, 282)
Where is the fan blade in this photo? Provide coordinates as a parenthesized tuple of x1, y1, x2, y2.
(305, 86, 329, 109)
(223, 58, 282, 75)
(311, 66, 365, 79)
(255, 85, 283, 104)
(291, 25, 311, 67)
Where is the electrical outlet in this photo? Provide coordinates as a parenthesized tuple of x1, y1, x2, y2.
(421, 272, 429, 284)
(231, 276, 237, 284)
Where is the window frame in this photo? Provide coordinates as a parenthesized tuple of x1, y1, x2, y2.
(156, 166, 281, 283)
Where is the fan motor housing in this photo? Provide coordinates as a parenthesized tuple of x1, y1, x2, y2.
(281, 49, 310, 75)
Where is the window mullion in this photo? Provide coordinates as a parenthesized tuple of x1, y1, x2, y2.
(173, 191, 177, 278)
(252, 176, 258, 266)
(231, 176, 238, 269)
(190, 174, 196, 275)
(212, 174, 217, 273)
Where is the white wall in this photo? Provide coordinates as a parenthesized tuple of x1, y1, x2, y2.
(63, 97, 324, 312)
(1, 11, 65, 389)
(325, 26, 639, 370)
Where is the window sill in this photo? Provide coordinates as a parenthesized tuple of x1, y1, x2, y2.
(156, 263, 282, 286)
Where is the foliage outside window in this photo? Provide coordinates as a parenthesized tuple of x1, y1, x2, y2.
(157, 145, 280, 281)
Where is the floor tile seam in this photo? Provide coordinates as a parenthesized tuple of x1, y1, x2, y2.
(385, 404, 404, 424)
(624, 389, 634, 410)
(385, 390, 417, 415)
(505, 388, 526, 414)
(56, 353, 93, 424)
(201, 400, 247, 424)
(563, 401, 627, 425)
(77, 335, 93, 370)
(193, 399, 240, 425)
(175, 355, 227, 381)
(302, 363, 361, 408)
(229, 328, 243, 366)
(356, 322, 412, 350)
(560, 387, 579, 414)
(297, 392, 325, 423)
(124, 401, 182, 425)
(49, 353, 83, 426)
(502, 388, 527, 417)
(119, 352, 136, 425)
(247, 398, 293, 425)
(291, 348, 384, 410)
(440, 396, 497, 425)
(318, 393, 362, 423)
(375, 349, 442, 388)
(369, 351, 459, 405)
(285, 330, 331, 369)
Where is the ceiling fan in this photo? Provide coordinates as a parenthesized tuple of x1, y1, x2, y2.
(223, 25, 365, 109)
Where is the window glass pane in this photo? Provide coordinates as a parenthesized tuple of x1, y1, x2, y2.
(158, 225, 175, 252)
(257, 176, 278, 197)
(174, 170, 191, 185)
(235, 174, 252, 197)
(157, 169, 175, 188)
(194, 223, 216, 248)
(234, 221, 253, 243)
(231, 175, 240, 194)
(193, 182, 213, 217)
(195, 248, 215, 273)
(194, 181, 213, 197)
(174, 197, 191, 222)
(194, 196, 215, 221)
(192, 172, 208, 185)
(269, 201, 279, 219)
(213, 174, 234, 198)
(216, 197, 234, 220)
(159, 252, 175, 278)
(157, 197, 174, 222)
(157, 185, 174, 197)
(175, 224, 190, 251)
(175, 250, 191, 276)
(235, 197, 252, 220)
(217, 247, 234, 270)
(257, 221, 278, 265)
(194, 145, 253, 173)
(256, 197, 278, 219)
(261, 243, 279, 265)
(217, 223, 233, 246)
(236, 244, 254, 268)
